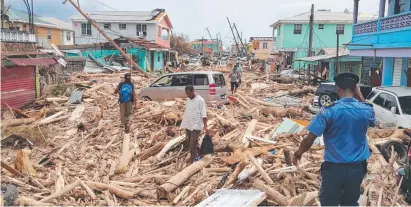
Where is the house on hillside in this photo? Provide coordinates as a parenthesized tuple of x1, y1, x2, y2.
(69, 9, 173, 48)
(270, 9, 374, 69)
(249, 37, 276, 60)
(3, 8, 74, 48)
(349, 0, 411, 87)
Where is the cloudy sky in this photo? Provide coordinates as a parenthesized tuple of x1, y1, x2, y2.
(10, 0, 379, 45)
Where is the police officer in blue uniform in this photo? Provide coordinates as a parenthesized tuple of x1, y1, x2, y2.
(293, 72, 376, 206)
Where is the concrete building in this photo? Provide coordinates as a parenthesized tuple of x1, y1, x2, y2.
(270, 9, 374, 68)
(69, 9, 173, 48)
(349, 0, 411, 87)
(1, 8, 73, 48)
(249, 37, 275, 60)
(190, 39, 221, 55)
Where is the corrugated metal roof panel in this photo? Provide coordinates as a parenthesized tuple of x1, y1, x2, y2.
(1, 66, 36, 108)
(9, 58, 57, 66)
(69, 11, 154, 22)
(196, 189, 266, 207)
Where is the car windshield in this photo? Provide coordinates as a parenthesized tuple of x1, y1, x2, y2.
(398, 96, 411, 115)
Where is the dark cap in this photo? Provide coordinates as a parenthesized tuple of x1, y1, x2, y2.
(333, 72, 359, 89)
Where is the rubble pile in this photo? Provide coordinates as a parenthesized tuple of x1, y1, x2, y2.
(1, 68, 409, 206)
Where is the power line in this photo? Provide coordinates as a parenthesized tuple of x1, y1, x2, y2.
(88, 0, 118, 11)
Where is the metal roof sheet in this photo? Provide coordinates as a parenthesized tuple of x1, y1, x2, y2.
(195, 189, 266, 207)
(9, 58, 57, 66)
(270, 10, 375, 27)
(295, 49, 349, 62)
(7, 8, 59, 28)
(69, 11, 154, 22)
(39, 17, 73, 31)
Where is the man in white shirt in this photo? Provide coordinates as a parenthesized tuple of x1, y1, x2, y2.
(180, 85, 208, 164)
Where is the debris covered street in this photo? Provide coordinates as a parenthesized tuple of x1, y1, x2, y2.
(1, 64, 410, 206)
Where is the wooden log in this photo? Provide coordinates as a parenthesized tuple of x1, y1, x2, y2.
(238, 158, 262, 181)
(155, 135, 185, 160)
(68, 104, 85, 121)
(369, 143, 388, 166)
(32, 115, 69, 128)
(289, 193, 306, 206)
(54, 163, 64, 192)
(80, 180, 96, 200)
(242, 119, 258, 147)
(45, 97, 69, 102)
(115, 148, 137, 175)
(246, 96, 282, 107)
(14, 149, 36, 176)
(119, 174, 171, 183)
(391, 176, 403, 206)
(2, 117, 36, 128)
(253, 179, 288, 206)
(303, 191, 318, 206)
(40, 179, 81, 202)
(172, 186, 190, 205)
(158, 155, 213, 197)
(297, 167, 320, 184)
(377, 186, 383, 207)
(204, 167, 232, 173)
(36, 111, 65, 124)
(181, 185, 203, 205)
(138, 142, 166, 160)
(247, 153, 274, 184)
(245, 135, 277, 145)
(18, 197, 53, 206)
(272, 88, 314, 98)
(226, 161, 248, 185)
(1, 161, 23, 177)
(85, 181, 135, 199)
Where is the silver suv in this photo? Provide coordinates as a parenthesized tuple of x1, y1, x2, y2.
(140, 71, 228, 106)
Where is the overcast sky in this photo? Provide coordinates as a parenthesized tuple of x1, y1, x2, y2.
(10, 0, 379, 45)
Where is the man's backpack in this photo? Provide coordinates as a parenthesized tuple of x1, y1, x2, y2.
(119, 83, 133, 103)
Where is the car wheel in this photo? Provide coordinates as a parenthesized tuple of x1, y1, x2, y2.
(319, 94, 333, 107)
(142, 96, 152, 101)
(380, 140, 408, 165)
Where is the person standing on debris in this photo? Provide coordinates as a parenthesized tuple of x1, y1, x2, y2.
(180, 85, 208, 164)
(292, 72, 375, 206)
(114, 73, 137, 134)
(228, 67, 240, 94)
(235, 61, 242, 85)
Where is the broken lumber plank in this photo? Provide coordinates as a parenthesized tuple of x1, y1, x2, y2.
(1, 161, 23, 177)
(245, 135, 277, 145)
(253, 179, 288, 206)
(119, 174, 172, 183)
(157, 155, 213, 197)
(155, 135, 185, 160)
(181, 185, 203, 205)
(68, 104, 85, 122)
(40, 179, 81, 202)
(303, 191, 318, 206)
(172, 186, 190, 205)
(272, 88, 314, 98)
(14, 149, 36, 176)
(204, 167, 232, 173)
(242, 119, 258, 147)
(54, 163, 64, 192)
(115, 148, 137, 175)
(45, 97, 69, 102)
(17, 197, 53, 206)
(246, 96, 282, 107)
(85, 181, 135, 198)
(2, 117, 36, 128)
(79, 180, 96, 200)
(32, 115, 69, 128)
(247, 153, 274, 184)
(35, 111, 66, 125)
(226, 160, 248, 185)
(238, 158, 263, 181)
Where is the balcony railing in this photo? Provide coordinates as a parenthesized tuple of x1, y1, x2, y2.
(353, 11, 411, 35)
(1, 30, 36, 43)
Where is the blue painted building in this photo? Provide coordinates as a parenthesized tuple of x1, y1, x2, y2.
(349, 0, 411, 86)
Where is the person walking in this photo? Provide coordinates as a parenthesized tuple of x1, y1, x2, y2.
(114, 73, 137, 134)
(292, 72, 376, 206)
(180, 85, 208, 164)
(228, 67, 240, 94)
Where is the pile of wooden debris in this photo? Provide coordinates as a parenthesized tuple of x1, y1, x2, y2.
(1, 69, 409, 206)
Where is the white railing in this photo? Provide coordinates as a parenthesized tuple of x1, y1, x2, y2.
(1, 30, 36, 43)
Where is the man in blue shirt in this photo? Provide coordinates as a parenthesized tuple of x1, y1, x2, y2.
(293, 72, 376, 206)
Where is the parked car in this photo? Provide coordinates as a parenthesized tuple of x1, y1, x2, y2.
(280, 69, 301, 79)
(308, 82, 373, 114)
(366, 87, 411, 128)
(187, 58, 201, 67)
(139, 71, 229, 106)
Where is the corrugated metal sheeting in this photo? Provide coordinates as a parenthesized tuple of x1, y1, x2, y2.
(9, 58, 57, 66)
(1, 66, 36, 108)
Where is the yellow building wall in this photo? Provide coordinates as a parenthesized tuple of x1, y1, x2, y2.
(34, 26, 62, 46)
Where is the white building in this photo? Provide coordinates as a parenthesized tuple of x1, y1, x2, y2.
(39, 17, 74, 45)
(68, 9, 173, 48)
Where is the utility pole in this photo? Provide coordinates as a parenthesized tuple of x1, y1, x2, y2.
(307, 4, 314, 79)
(336, 33, 340, 74)
(227, 17, 240, 56)
(63, 0, 150, 77)
(233, 23, 246, 56)
(201, 37, 204, 55)
(206, 27, 217, 55)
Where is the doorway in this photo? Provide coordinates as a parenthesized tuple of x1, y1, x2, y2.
(150, 51, 154, 72)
